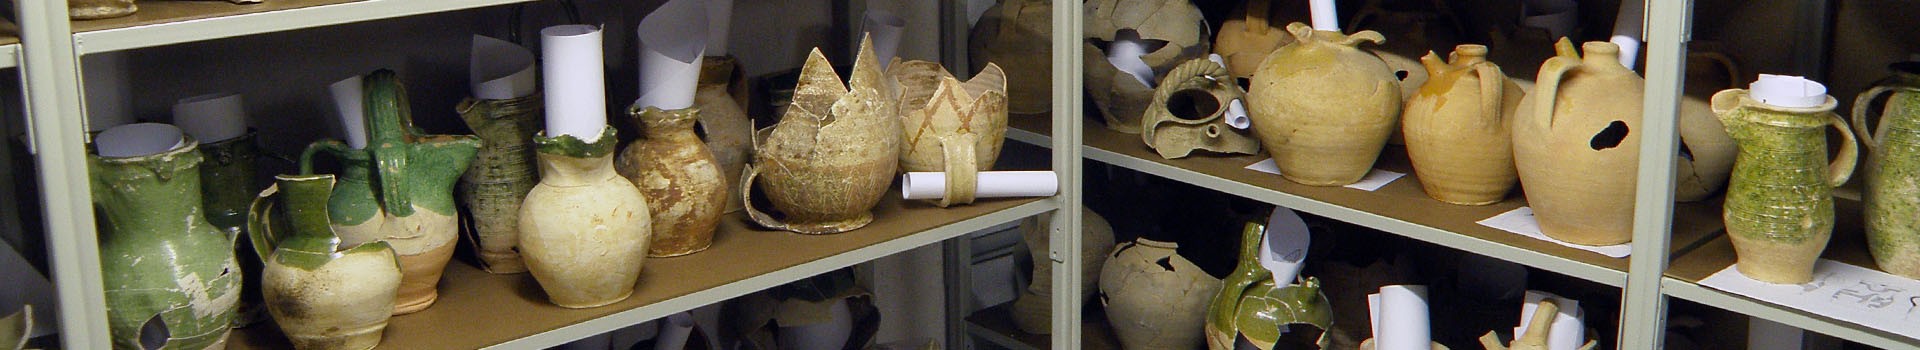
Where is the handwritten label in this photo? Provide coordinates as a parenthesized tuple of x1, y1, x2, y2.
(1475, 207, 1631, 258)
(1243, 158, 1404, 192)
(1700, 259, 1920, 338)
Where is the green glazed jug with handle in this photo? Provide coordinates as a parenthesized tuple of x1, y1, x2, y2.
(248, 174, 402, 350)
(1204, 221, 1331, 350)
(92, 137, 241, 350)
(1853, 61, 1920, 280)
(1714, 86, 1857, 284)
(300, 69, 480, 315)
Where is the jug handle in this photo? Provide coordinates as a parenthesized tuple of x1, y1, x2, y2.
(739, 163, 793, 232)
(246, 183, 281, 266)
(1693, 51, 1743, 90)
(297, 140, 351, 175)
(1529, 55, 1583, 129)
(936, 134, 979, 207)
(1851, 85, 1899, 153)
(364, 71, 418, 217)
(1828, 113, 1861, 187)
(1473, 63, 1507, 130)
(1243, 0, 1271, 35)
(995, 0, 1024, 39)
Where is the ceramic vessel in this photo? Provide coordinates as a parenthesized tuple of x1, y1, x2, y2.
(300, 70, 480, 314)
(970, 0, 1054, 114)
(1512, 40, 1643, 246)
(1140, 57, 1261, 159)
(743, 40, 900, 235)
(1404, 45, 1526, 205)
(1248, 23, 1400, 186)
(698, 56, 754, 214)
(69, 0, 135, 20)
(198, 132, 268, 326)
(1100, 238, 1223, 350)
(1010, 208, 1115, 334)
(456, 94, 542, 274)
(249, 174, 402, 350)
(1716, 88, 1856, 284)
(616, 106, 727, 257)
(1205, 223, 1331, 350)
(1214, 0, 1301, 78)
(1083, 0, 1210, 133)
(520, 126, 652, 308)
(1856, 62, 1920, 279)
(1477, 299, 1599, 350)
(93, 138, 240, 350)
(894, 60, 1010, 207)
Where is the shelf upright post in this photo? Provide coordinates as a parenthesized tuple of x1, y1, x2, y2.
(17, 1, 113, 349)
(1620, 0, 1693, 348)
(1048, 0, 1085, 348)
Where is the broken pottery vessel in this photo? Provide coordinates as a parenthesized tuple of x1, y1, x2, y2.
(456, 93, 542, 274)
(250, 174, 402, 350)
(1213, 0, 1301, 79)
(1204, 223, 1331, 350)
(892, 60, 1009, 207)
(743, 39, 901, 234)
(1512, 40, 1643, 246)
(93, 137, 240, 350)
(1083, 0, 1211, 133)
(1140, 57, 1261, 159)
(971, 0, 1054, 114)
(1100, 238, 1223, 350)
(1010, 208, 1115, 334)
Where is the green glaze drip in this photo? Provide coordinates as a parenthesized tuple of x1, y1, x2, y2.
(251, 174, 396, 271)
(90, 140, 240, 350)
(300, 69, 482, 228)
(1205, 222, 1330, 348)
(534, 126, 619, 158)
(1860, 68, 1920, 277)
(197, 133, 260, 237)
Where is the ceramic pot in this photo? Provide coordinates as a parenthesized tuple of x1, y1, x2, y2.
(300, 70, 481, 314)
(893, 60, 1010, 207)
(1672, 43, 1743, 202)
(1100, 238, 1223, 350)
(1404, 45, 1526, 205)
(970, 0, 1053, 114)
(1856, 62, 1920, 279)
(92, 138, 240, 350)
(1248, 23, 1400, 186)
(69, 0, 135, 20)
(1214, 0, 1302, 79)
(1716, 89, 1857, 284)
(520, 126, 652, 308)
(456, 94, 542, 274)
(1512, 40, 1643, 246)
(698, 56, 755, 214)
(198, 132, 269, 326)
(616, 106, 727, 257)
(743, 40, 900, 235)
(1010, 208, 1115, 334)
(249, 174, 402, 350)
(1205, 223, 1332, 350)
(1084, 0, 1210, 133)
(1140, 57, 1261, 159)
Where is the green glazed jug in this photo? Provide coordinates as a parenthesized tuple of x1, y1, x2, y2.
(248, 174, 402, 350)
(92, 137, 240, 350)
(301, 70, 480, 314)
(1714, 87, 1857, 284)
(455, 94, 542, 274)
(1854, 62, 1920, 280)
(197, 132, 267, 327)
(1204, 222, 1331, 350)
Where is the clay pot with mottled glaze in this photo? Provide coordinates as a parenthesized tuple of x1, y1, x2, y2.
(617, 106, 727, 257)
(1141, 58, 1261, 159)
(1716, 88, 1856, 284)
(1512, 40, 1643, 246)
(1084, 0, 1211, 133)
(520, 127, 653, 308)
(197, 132, 268, 326)
(1010, 208, 1115, 334)
(1248, 23, 1401, 186)
(1100, 238, 1223, 350)
(1857, 62, 1920, 279)
(698, 56, 754, 214)
(93, 136, 241, 350)
(1404, 45, 1526, 205)
(743, 39, 901, 235)
(971, 0, 1054, 114)
(249, 174, 402, 350)
(1205, 223, 1331, 350)
(456, 94, 542, 274)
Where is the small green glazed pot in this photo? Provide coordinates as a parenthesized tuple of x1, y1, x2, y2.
(197, 131, 267, 327)
(92, 137, 241, 350)
(1714, 88, 1857, 284)
(1855, 62, 1920, 279)
(1205, 222, 1331, 350)
(455, 94, 542, 274)
(249, 174, 402, 350)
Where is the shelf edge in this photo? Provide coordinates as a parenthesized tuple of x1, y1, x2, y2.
(73, 0, 536, 54)
(1661, 277, 1919, 348)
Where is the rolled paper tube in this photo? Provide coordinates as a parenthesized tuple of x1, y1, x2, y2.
(172, 92, 248, 143)
(862, 9, 906, 70)
(471, 35, 538, 100)
(1750, 74, 1828, 108)
(328, 75, 369, 149)
(1261, 207, 1311, 284)
(1376, 285, 1432, 350)
(1226, 99, 1251, 129)
(901, 171, 1059, 200)
(652, 312, 696, 350)
(1309, 0, 1339, 31)
(635, 0, 708, 111)
(1609, 0, 1645, 70)
(541, 25, 610, 142)
(1548, 303, 1583, 350)
(96, 123, 187, 158)
(85, 52, 134, 132)
(1107, 38, 1157, 88)
(705, 0, 733, 56)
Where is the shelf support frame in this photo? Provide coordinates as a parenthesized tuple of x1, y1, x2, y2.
(18, 0, 113, 348)
(1048, 0, 1085, 348)
(1620, 0, 1693, 347)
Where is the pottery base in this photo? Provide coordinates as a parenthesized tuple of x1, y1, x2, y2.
(479, 253, 529, 274)
(1281, 173, 1361, 187)
(782, 215, 875, 235)
(393, 242, 458, 315)
(1424, 187, 1505, 206)
(1730, 233, 1828, 284)
(287, 322, 386, 350)
(551, 288, 636, 309)
(648, 241, 713, 258)
(1009, 291, 1050, 335)
(1877, 253, 1920, 280)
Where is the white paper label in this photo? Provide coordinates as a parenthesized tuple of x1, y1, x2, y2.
(1243, 158, 1403, 191)
(1701, 259, 1920, 338)
(1476, 207, 1632, 258)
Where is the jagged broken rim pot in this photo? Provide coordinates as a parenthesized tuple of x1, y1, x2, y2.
(249, 174, 403, 350)
(742, 38, 901, 235)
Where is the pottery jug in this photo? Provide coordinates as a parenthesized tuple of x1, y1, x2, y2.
(1205, 223, 1332, 350)
(1010, 208, 1115, 334)
(69, 0, 135, 20)
(520, 126, 652, 308)
(698, 56, 754, 214)
(198, 132, 269, 326)
(1715, 88, 1857, 284)
(1214, 0, 1303, 79)
(1856, 62, 1920, 279)
(1672, 43, 1743, 203)
(1512, 40, 1643, 246)
(456, 94, 542, 274)
(893, 60, 1010, 207)
(970, 0, 1054, 114)
(300, 70, 481, 314)
(616, 106, 727, 257)
(1140, 57, 1261, 159)
(1404, 45, 1526, 205)
(743, 40, 901, 235)
(1477, 299, 1599, 350)
(92, 138, 240, 350)
(1248, 23, 1401, 186)
(248, 174, 402, 350)
(1100, 238, 1223, 350)
(1084, 0, 1210, 133)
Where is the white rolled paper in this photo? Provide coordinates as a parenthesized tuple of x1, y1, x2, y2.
(862, 9, 906, 70)
(1751, 74, 1829, 108)
(1517, 290, 1586, 350)
(328, 76, 369, 149)
(541, 25, 610, 142)
(172, 93, 248, 143)
(652, 312, 696, 350)
(902, 171, 1059, 200)
(1261, 207, 1310, 285)
(636, 0, 709, 111)
(1226, 99, 1251, 129)
(1309, 0, 1339, 31)
(1107, 38, 1157, 88)
(96, 123, 187, 158)
(471, 35, 538, 100)
(85, 52, 134, 132)
(705, 0, 734, 56)
(1371, 285, 1431, 350)
(1609, 0, 1645, 70)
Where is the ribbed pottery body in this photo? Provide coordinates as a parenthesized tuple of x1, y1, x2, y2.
(1512, 41, 1643, 246)
(251, 175, 402, 350)
(198, 133, 267, 326)
(1099, 239, 1222, 350)
(1205, 223, 1332, 350)
(971, 0, 1053, 114)
(1403, 45, 1525, 205)
(1010, 209, 1114, 334)
(92, 140, 240, 350)
(1083, 0, 1210, 133)
(521, 127, 652, 308)
(1715, 89, 1856, 284)
(616, 106, 726, 257)
(744, 41, 900, 234)
(456, 94, 542, 274)
(698, 56, 753, 214)
(1248, 23, 1400, 186)
(1856, 65, 1920, 279)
